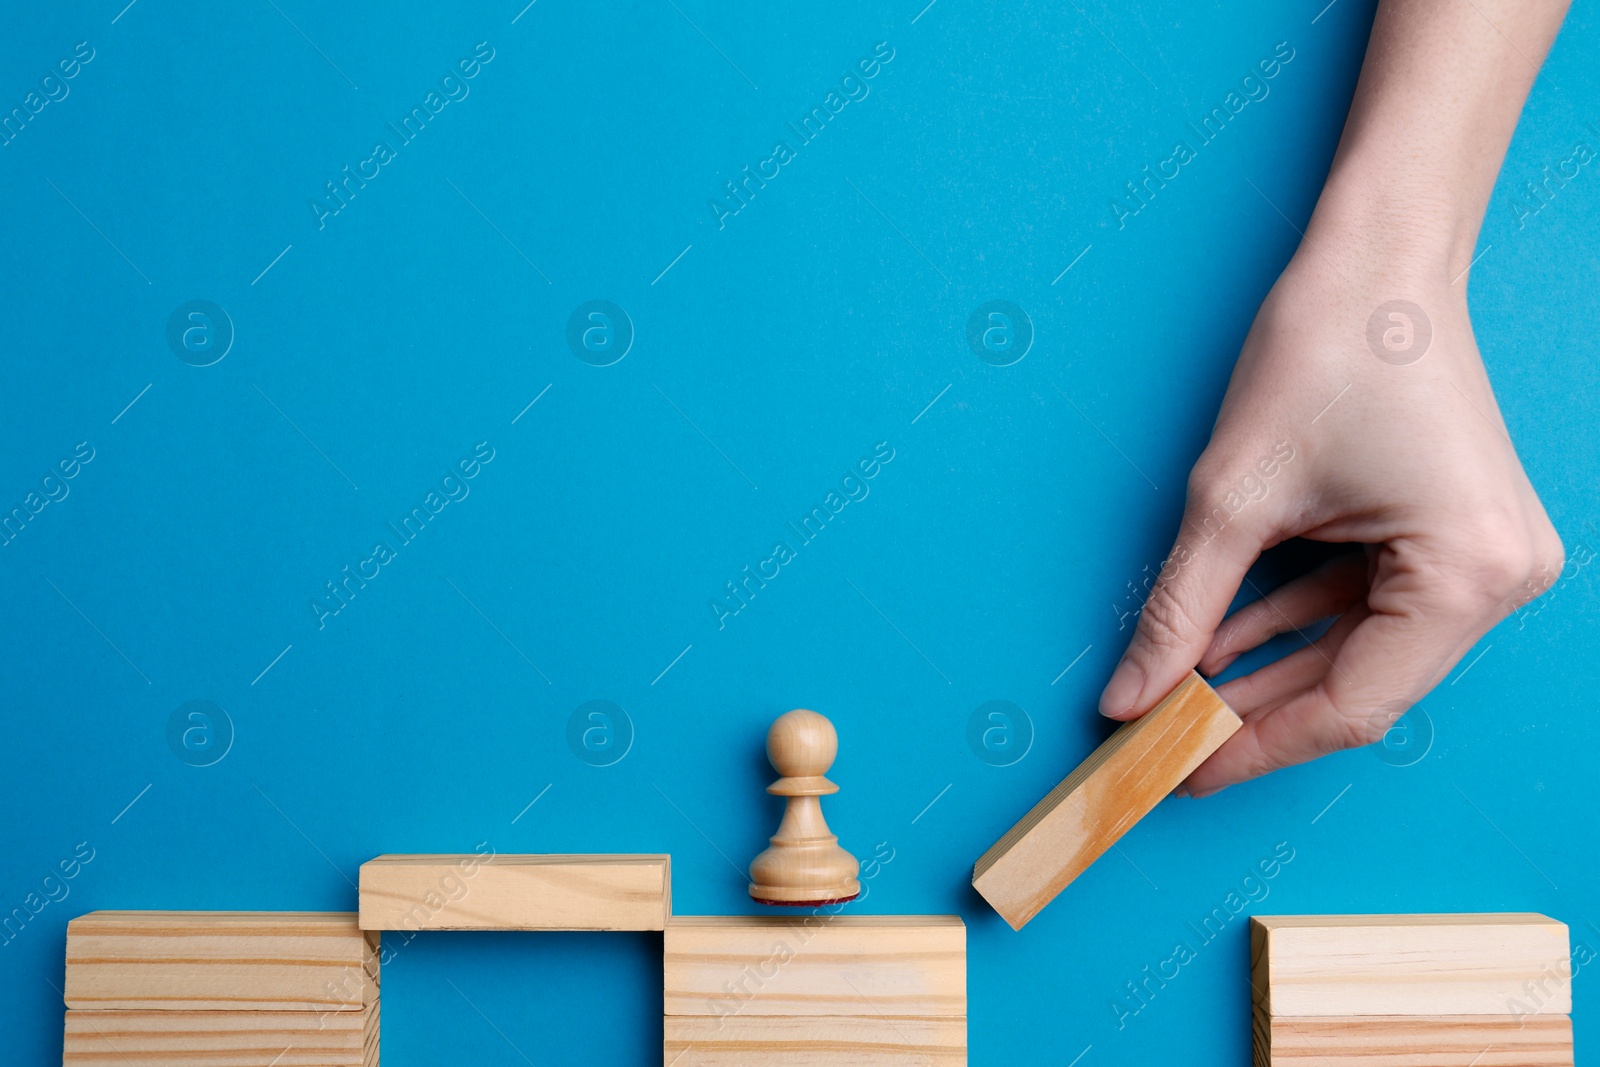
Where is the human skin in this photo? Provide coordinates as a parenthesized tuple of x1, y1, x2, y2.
(1099, 0, 1571, 796)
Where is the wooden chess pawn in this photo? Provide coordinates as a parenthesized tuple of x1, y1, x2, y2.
(749, 709, 861, 906)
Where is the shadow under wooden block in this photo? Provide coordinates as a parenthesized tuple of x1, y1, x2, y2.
(1254, 1014, 1574, 1067)
(973, 672, 1240, 930)
(1251, 914, 1572, 1016)
(64, 912, 377, 1012)
(384, 930, 663, 1065)
(62, 1004, 379, 1067)
(357, 854, 670, 931)
(664, 1014, 967, 1066)
(663, 916, 966, 1017)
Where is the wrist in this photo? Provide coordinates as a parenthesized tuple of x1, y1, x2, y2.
(1300, 152, 1476, 286)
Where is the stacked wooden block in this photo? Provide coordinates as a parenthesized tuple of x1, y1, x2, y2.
(664, 915, 968, 1065)
(59, 856, 969, 1064)
(63, 911, 379, 1066)
(1252, 913, 1573, 1066)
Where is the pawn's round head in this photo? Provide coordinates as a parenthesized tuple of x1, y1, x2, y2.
(767, 709, 837, 777)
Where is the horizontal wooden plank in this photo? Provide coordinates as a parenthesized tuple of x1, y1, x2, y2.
(973, 672, 1240, 930)
(1252, 914, 1570, 1016)
(64, 912, 376, 1012)
(1256, 1014, 1572, 1066)
(664, 916, 965, 1017)
(664, 1014, 966, 1065)
(358, 853, 670, 931)
(62, 1004, 377, 1066)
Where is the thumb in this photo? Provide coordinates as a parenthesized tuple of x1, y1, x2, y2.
(1100, 484, 1271, 719)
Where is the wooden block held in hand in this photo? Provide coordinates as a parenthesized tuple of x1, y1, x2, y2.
(972, 672, 1240, 930)
(663, 916, 966, 1017)
(1254, 1013, 1573, 1067)
(64, 912, 377, 1012)
(1252, 913, 1572, 1016)
(358, 853, 670, 931)
(664, 1014, 966, 1066)
(62, 1005, 378, 1067)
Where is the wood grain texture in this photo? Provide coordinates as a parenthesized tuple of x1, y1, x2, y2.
(64, 912, 377, 1012)
(664, 1014, 966, 1065)
(1254, 1013, 1573, 1066)
(663, 916, 966, 1017)
(1252, 914, 1571, 1016)
(357, 853, 670, 931)
(972, 672, 1240, 930)
(62, 1003, 378, 1066)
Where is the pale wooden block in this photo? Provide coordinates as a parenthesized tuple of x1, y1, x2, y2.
(972, 672, 1240, 930)
(664, 916, 965, 1017)
(1255, 1013, 1572, 1067)
(357, 854, 670, 931)
(664, 1014, 966, 1065)
(1252, 914, 1571, 1016)
(61, 1003, 378, 1066)
(64, 912, 377, 1012)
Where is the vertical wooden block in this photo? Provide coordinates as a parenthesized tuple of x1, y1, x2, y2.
(664, 1014, 967, 1065)
(62, 1004, 379, 1066)
(1254, 1014, 1573, 1067)
(973, 672, 1240, 930)
(1251, 914, 1572, 1016)
(663, 916, 966, 1018)
(357, 854, 670, 931)
(64, 912, 377, 1012)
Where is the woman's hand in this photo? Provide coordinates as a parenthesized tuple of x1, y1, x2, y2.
(1096, 0, 1571, 795)
(1098, 244, 1562, 796)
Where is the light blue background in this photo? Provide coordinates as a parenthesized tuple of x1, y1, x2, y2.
(3, 1, 1597, 1063)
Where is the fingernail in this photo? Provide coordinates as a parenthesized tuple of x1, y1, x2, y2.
(1173, 784, 1191, 799)
(1099, 660, 1145, 718)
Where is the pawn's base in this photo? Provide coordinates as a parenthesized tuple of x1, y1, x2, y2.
(748, 878, 861, 907)
(750, 891, 860, 907)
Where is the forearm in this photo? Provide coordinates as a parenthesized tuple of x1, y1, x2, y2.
(1305, 0, 1571, 278)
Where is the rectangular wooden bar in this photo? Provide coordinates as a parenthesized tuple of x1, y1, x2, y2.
(357, 853, 670, 931)
(972, 672, 1240, 930)
(62, 1005, 378, 1066)
(663, 916, 966, 1017)
(1252, 914, 1571, 1016)
(1254, 1013, 1573, 1067)
(64, 912, 377, 1012)
(664, 1014, 967, 1066)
